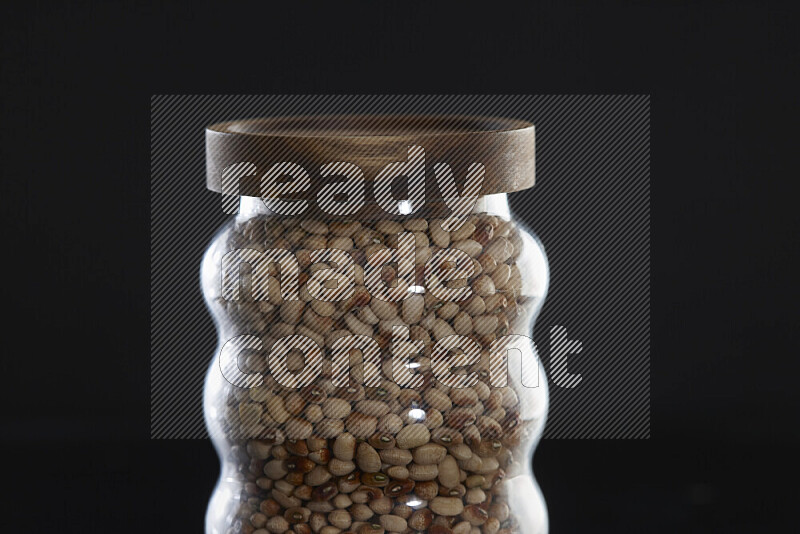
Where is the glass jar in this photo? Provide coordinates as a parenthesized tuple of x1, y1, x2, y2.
(201, 116, 549, 534)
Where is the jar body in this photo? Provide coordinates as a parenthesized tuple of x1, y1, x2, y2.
(202, 195, 549, 534)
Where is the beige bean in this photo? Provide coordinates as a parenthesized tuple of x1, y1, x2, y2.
(379, 448, 413, 465)
(451, 387, 479, 406)
(451, 222, 476, 241)
(263, 459, 288, 480)
(472, 275, 496, 297)
(328, 509, 352, 529)
(463, 295, 486, 316)
(438, 455, 460, 488)
(453, 311, 473, 335)
(377, 413, 403, 434)
(322, 398, 352, 420)
(300, 220, 328, 235)
(357, 305, 380, 325)
(408, 463, 438, 481)
(386, 465, 410, 479)
(343, 313, 373, 337)
(285, 418, 314, 440)
(330, 221, 361, 237)
(413, 443, 447, 465)
(266, 397, 291, 424)
(302, 235, 327, 250)
(328, 458, 356, 476)
(401, 294, 425, 324)
(305, 465, 332, 486)
(453, 239, 483, 258)
(370, 299, 398, 320)
(429, 496, 464, 516)
(432, 318, 456, 341)
(265, 515, 290, 533)
(437, 301, 460, 320)
(328, 236, 354, 250)
(404, 218, 428, 231)
(349, 503, 373, 522)
(490, 264, 511, 289)
(395, 423, 430, 449)
(315, 418, 345, 438)
(375, 220, 403, 234)
(379, 515, 408, 533)
(449, 443, 473, 461)
(333, 494, 353, 509)
(465, 487, 486, 504)
(355, 400, 390, 418)
(345, 412, 377, 439)
(430, 220, 451, 247)
(485, 237, 513, 263)
(473, 314, 499, 335)
(311, 299, 337, 317)
(280, 301, 306, 324)
(424, 388, 452, 412)
(356, 442, 382, 473)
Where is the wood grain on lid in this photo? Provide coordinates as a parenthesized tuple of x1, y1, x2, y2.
(206, 114, 535, 198)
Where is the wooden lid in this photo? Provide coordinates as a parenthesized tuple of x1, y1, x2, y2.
(206, 114, 535, 199)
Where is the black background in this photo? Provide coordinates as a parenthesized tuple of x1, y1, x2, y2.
(1, 1, 797, 532)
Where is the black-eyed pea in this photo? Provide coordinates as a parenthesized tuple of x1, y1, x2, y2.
(330, 221, 361, 237)
(356, 305, 380, 325)
(356, 442, 382, 473)
(315, 419, 345, 439)
(369, 496, 393, 515)
(251, 512, 268, 528)
(453, 239, 482, 258)
(350, 503, 375, 521)
(328, 459, 356, 476)
(413, 480, 440, 500)
(345, 412, 377, 439)
(424, 388, 452, 412)
(462, 295, 486, 316)
(408, 509, 433, 531)
(379, 515, 407, 533)
(370, 299, 397, 321)
(462, 504, 489, 526)
(430, 220, 450, 247)
(265, 515, 291, 533)
(438, 301, 460, 320)
(488, 502, 509, 522)
(453, 311, 473, 335)
(429, 497, 464, 516)
(473, 456, 500, 475)
(413, 443, 447, 465)
(401, 294, 425, 324)
(377, 413, 403, 434)
(305, 465, 333, 486)
(379, 447, 413, 466)
(308, 513, 327, 532)
(327, 510, 352, 530)
(464, 488, 486, 504)
(385, 466, 410, 480)
(482, 517, 500, 534)
(472, 314, 498, 336)
(437, 455, 460, 488)
(451, 222, 476, 242)
(424, 408, 444, 429)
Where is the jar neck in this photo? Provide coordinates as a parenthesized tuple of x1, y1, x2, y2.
(237, 194, 511, 220)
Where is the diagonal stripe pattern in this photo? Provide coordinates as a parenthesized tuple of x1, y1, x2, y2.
(151, 95, 650, 439)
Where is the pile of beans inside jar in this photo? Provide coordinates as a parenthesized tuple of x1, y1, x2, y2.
(212, 212, 537, 534)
